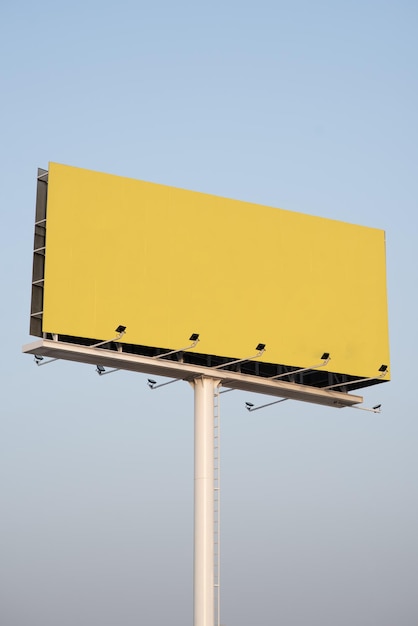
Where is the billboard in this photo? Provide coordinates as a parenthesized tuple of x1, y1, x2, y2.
(30, 163, 390, 391)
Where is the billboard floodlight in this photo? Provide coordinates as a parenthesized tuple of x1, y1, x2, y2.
(325, 364, 389, 390)
(95, 365, 119, 376)
(213, 343, 266, 370)
(153, 333, 200, 360)
(34, 354, 58, 366)
(147, 377, 180, 390)
(269, 352, 330, 380)
(349, 403, 382, 413)
(245, 398, 383, 415)
(245, 398, 288, 412)
(91, 325, 127, 349)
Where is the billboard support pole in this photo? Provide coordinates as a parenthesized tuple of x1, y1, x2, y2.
(192, 376, 221, 626)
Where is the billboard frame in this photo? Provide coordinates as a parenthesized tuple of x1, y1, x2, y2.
(22, 338, 365, 408)
(29, 164, 390, 394)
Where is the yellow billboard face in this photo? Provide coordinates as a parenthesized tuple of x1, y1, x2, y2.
(38, 163, 389, 381)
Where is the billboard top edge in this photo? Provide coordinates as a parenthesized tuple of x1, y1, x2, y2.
(48, 162, 385, 234)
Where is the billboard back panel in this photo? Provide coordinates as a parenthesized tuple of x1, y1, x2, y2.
(40, 163, 390, 380)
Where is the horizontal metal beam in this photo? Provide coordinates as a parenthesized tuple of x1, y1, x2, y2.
(22, 339, 363, 408)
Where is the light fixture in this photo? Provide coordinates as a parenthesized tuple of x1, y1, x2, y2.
(325, 364, 389, 390)
(91, 324, 127, 349)
(153, 333, 200, 359)
(352, 403, 382, 413)
(212, 343, 266, 370)
(34, 354, 58, 366)
(147, 378, 181, 390)
(269, 352, 330, 380)
(245, 398, 288, 412)
(95, 365, 119, 376)
(335, 402, 382, 414)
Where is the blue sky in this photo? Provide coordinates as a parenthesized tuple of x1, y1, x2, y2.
(1, 1, 417, 625)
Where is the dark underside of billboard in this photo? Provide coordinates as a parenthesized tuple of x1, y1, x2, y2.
(35, 332, 387, 393)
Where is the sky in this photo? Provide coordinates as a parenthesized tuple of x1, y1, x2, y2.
(1, 1, 417, 625)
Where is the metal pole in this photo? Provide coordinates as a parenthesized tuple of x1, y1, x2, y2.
(193, 376, 219, 626)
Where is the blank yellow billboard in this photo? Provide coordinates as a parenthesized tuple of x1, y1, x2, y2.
(39, 163, 389, 381)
